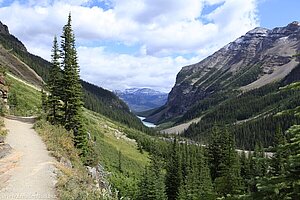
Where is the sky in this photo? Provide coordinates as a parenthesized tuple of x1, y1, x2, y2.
(0, 0, 299, 92)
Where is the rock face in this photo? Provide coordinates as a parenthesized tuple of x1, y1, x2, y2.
(147, 22, 300, 123)
(0, 21, 9, 35)
(0, 21, 27, 52)
(115, 88, 168, 112)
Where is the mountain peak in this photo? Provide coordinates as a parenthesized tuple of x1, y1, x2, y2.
(288, 21, 300, 27)
(117, 88, 165, 95)
(146, 21, 300, 124)
(246, 27, 269, 35)
(115, 88, 168, 112)
(0, 21, 9, 35)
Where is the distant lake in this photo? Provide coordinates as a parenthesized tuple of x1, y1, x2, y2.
(137, 116, 156, 128)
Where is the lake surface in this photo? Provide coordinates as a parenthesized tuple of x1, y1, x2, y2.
(137, 116, 156, 128)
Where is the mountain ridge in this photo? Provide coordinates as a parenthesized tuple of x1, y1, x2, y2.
(115, 88, 168, 112)
(147, 21, 300, 124)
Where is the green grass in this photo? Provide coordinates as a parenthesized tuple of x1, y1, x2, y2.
(7, 75, 41, 116)
(35, 120, 111, 200)
(83, 110, 149, 198)
(35, 110, 150, 199)
(9, 72, 150, 199)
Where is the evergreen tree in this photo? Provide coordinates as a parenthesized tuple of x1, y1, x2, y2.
(240, 150, 251, 193)
(196, 152, 215, 199)
(255, 125, 300, 199)
(208, 127, 243, 197)
(178, 166, 197, 200)
(47, 36, 62, 124)
(271, 125, 287, 176)
(207, 126, 225, 181)
(41, 88, 47, 112)
(165, 138, 182, 200)
(214, 130, 243, 196)
(118, 150, 122, 172)
(60, 14, 88, 156)
(178, 148, 215, 200)
(60, 14, 83, 130)
(137, 155, 167, 200)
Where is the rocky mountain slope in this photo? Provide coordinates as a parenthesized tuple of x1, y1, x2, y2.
(115, 88, 168, 112)
(0, 22, 43, 87)
(147, 21, 300, 124)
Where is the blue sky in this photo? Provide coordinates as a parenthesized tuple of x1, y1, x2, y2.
(258, 0, 300, 28)
(0, 0, 298, 92)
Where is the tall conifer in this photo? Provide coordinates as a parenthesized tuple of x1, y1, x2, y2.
(137, 155, 167, 200)
(208, 127, 243, 197)
(47, 36, 62, 124)
(60, 14, 87, 156)
(165, 138, 182, 200)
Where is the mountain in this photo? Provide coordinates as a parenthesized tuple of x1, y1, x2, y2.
(0, 21, 145, 130)
(115, 88, 168, 112)
(147, 21, 300, 125)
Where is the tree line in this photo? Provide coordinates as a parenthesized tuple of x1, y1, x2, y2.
(135, 121, 300, 199)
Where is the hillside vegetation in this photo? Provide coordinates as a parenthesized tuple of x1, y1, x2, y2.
(0, 32, 145, 131)
(7, 74, 41, 116)
(10, 68, 150, 199)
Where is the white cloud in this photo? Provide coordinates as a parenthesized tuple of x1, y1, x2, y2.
(0, 0, 259, 91)
(78, 46, 202, 92)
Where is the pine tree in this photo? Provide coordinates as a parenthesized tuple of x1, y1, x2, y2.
(118, 150, 122, 172)
(137, 155, 167, 200)
(271, 125, 286, 176)
(214, 130, 243, 196)
(240, 150, 251, 193)
(165, 138, 182, 200)
(178, 166, 196, 200)
(178, 148, 215, 200)
(47, 36, 62, 124)
(255, 125, 300, 199)
(196, 151, 215, 199)
(208, 127, 243, 197)
(253, 82, 300, 199)
(41, 88, 47, 112)
(60, 14, 88, 156)
(207, 126, 224, 181)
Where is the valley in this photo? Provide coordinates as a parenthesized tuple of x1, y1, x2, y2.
(0, 9, 299, 200)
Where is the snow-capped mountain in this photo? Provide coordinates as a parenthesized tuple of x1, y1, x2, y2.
(115, 88, 168, 112)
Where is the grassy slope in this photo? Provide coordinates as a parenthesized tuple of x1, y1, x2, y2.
(0, 32, 145, 131)
(7, 74, 41, 116)
(83, 110, 149, 198)
(9, 75, 149, 199)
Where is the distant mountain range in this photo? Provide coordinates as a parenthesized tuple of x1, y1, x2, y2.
(115, 88, 168, 112)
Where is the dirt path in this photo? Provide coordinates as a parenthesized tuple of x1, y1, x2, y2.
(0, 118, 57, 200)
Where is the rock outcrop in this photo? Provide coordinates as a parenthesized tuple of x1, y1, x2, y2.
(0, 22, 9, 35)
(147, 22, 300, 124)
